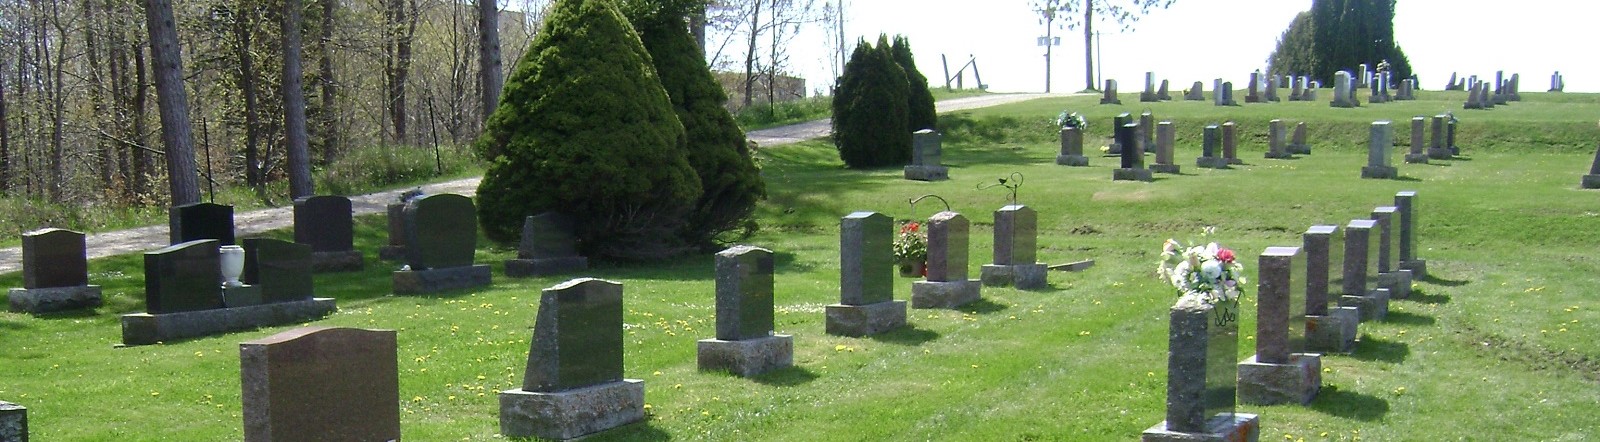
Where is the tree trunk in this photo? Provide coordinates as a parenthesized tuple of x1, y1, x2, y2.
(84, 0, 116, 190)
(235, 6, 262, 187)
(386, 0, 417, 142)
(1082, 3, 1095, 92)
(0, 60, 9, 194)
(318, 0, 337, 164)
(283, 0, 314, 199)
(741, 0, 762, 109)
(690, 6, 706, 55)
(132, 22, 152, 199)
(46, 0, 67, 200)
(144, 0, 201, 206)
(477, 0, 502, 123)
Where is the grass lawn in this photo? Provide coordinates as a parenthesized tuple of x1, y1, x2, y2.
(2, 89, 1598, 441)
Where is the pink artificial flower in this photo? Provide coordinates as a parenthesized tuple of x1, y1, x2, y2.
(1216, 248, 1235, 263)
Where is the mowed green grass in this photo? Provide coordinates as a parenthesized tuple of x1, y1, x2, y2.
(2, 89, 1599, 441)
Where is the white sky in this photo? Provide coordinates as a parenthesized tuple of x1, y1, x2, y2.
(781, 0, 1598, 93)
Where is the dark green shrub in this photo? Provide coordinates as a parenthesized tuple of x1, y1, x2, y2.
(832, 35, 910, 169)
(892, 35, 937, 132)
(631, 8, 766, 249)
(474, 0, 701, 260)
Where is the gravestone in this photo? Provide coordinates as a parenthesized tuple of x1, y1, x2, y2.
(825, 212, 906, 336)
(1369, 74, 1390, 103)
(242, 238, 314, 305)
(1185, 81, 1205, 101)
(1289, 76, 1305, 101)
(1509, 73, 1522, 101)
(1141, 297, 1258, 442)
(1360, 121, 1398, 179)
(122, 239, 336, 346)
(393, 193, 492, 294)
(1371, 206, 1412, 299)
(1056, 127, 1089, 166)
(1357, 64, 1369, 88)
(1140, 111, 1156, 157)
(1196, 124, 1230, 169)
(1108, 113, 1132, 155)
(1301, 77, 1318, 100)
(0, 401, 24, 442)
(1141, 72, 1160, 102)
(169, 202, 236, 245)
(980, 205, 1050, 289)
(1550, 71, 1564, 92)
(911, 212, 982, 308)
(1404, 117, 1430, 164)
(1447, 119, 1460, 155)
(241, 327, 399, 442)
(9, 228, 102, 313)
(292, 196, 363, 272)
(1428, 115, 1453, 159)
(1338, 220, 1389, 321)
(1395, 79, 1416, 100)
(1157, 79, 1173, 100)
(1264, 75, 1280, 102)
(1150, 121, 1180, 174)
(1113, 122, 1154, 182)
(1100, 79, 1122, 104)
(1464, 82, 1484, 109)
(1222, 122, 1242, 165)
(1239, 247, 1321, 405)
(505, 212, 589, 277)
(903, 129, 950, 181)
(501, 278, 644, 440)
(1218, 81, 1237, 106)
(1330, 71, 1357, 108)
(1264, 119, 1291, 159)
(1304, 225, 1358, 353)
(1583, 144, 1600, 189)
(1287, 121, 1310, 155)
(378, 203, 409, 261)
(1395, 191, 1428, 278)
(698, 246, 793, 377)
(1212, 79, 1224, 106)
(1244, 72, 1262, 103)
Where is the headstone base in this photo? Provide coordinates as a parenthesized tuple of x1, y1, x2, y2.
(1049, 260, 1095, 272)
(696, 335, 794, 377)
(498, 380, 645, 440)
(824, 301, 907, 337)
(392, 265, 492, 295)
(1339, 288, 1390, 322)
(1100, 97, 1122, 105)
(119, 298, 337, 346)
(1400, 259, 1427, 280)
(1238, 353, 1322, 405)
(903, 165, 949, 181)
(1150, 164, 1181, 174)
(1378, 270, 1413, 299)
(1427, 148, 1454, 160)
(505, 256, 589, 278)
(221, 285, 263, 308)
(1142, 413, 1260, 442)
(1288, 145, 1311, 155)
(0, 401, 23, 442)
(1055, 155, 1089, 167)
(1226, 158, 1244, 165)
(1113, 168, 1155, 182)
(7, 285, 102, 314)
(310, 250, 365, 273)
(1330, 100, 1358, 108)
(1306, 307, 1360, 353)
(1582, 175, 1600, 189)
(1264, 151, 1293, 160)
(1141, 92, 1159, 102)
(1360, 166, 1398, 179)
(979, 263, 1049, 289)
(377, 245, 406, 261)
(1403, 153, 1430, 164)
(1195, 157, 1231, 169)
(910, 279, 982, 309)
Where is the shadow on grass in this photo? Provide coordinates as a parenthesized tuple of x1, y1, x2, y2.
(751, 365, 820, 387)
(515, 419, 671, 442)
(1390, 175, 1423, 182)
(1419, 273, 1468, 287)
(1384, 310, 1436, 326)
(867, 325, 940, 346)
(1350, 335, 1409, 363)
(1407, 291, 1452, 305)
(955, 298, 1009, 315)
(27, 308, 100, 320)
(1310, 385, 1390, 421)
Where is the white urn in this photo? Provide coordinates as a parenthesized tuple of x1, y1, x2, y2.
(219, 245, 246, 288)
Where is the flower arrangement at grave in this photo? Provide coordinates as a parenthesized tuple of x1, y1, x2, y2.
(893, 220, 928, 277)
(1156, 227, 1246, 306)
(1055, 111, 1087, 131)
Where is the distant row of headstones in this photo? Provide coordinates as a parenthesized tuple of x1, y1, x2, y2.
(1107, 67, 1419, 110)
(1144, 190, 1428, 441)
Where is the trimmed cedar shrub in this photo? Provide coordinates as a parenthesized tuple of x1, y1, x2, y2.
(831, 35, 910, 169)
(892, 35, 938, 132)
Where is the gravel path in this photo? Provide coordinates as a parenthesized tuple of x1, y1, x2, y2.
(0, 92, 1071, 275)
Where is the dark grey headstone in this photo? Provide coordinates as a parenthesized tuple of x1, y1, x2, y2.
(1059, 127, 1083, 157)
(1202, 125, 1219, 157)
(1342, 220, 1379, 296)
(404, 194, 477, 270)
(0, 400, 25, 442)
(715, 246, 775, 341)
(1590, 145, 1600, 176)
(385, 203, 407, 247)
(1303, 225, 1343, 315)
(169, 202, 235, 245)
(144, 239, 224, 314)
(22, 228, 88, 289)
(293, 196, 354, 253)
(840, 212, 893, 306)
(242, 327, 400, 442)
(1118, 123, 1140, 169)
(519, 212, 581, 260)
(1256, 247, 1306, 364)
(1371, 207, 1398, 273)
(925, 211, 969, 282)
(1395, 192, 1418, 262)
(911, 129, 942, 167)
(993, 205, 1037, 265)
(1205, 299, 1240, 423)
(523, 278, 625, 392)
(242, 238, 315, 304)
(1110, 112, 1133, 155)
(1164, 300, 1211, 433)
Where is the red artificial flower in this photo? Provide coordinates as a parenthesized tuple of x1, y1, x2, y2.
(1216, 248, 1235, 263)
(902, 221, 921, 233)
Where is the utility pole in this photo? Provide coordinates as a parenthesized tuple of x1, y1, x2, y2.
(1033, 1, 1065, 93)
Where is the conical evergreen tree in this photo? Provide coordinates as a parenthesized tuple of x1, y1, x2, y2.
(832, 35, 910, 168)
(474, 0, 701, 260)
(892, 35, 937, 132)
